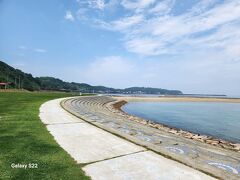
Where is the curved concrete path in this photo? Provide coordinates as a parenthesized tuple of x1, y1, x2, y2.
(62, 96, 240, 180)
(40, 98, 215, 180)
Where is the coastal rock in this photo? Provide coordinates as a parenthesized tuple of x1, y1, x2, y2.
(192, 135, 201, 139)
(155, 125, 164, 130)
(206, 140, 220, 145)
(169, 129, 178, 134)
(233, 144, 240, 151)
(229, 143, 237, 148)
(149, 124, 156, 128)
(191, 135, 206, 142)
(111, 99, 239, 152)
(219, 143, 232, 149)
(152, 124, 159, 128)
(200, 135, 210, 141)
(179, 130, 187, 134)
(219, 140, 228, 144)
(134, 119, 141, 123)
(183, 132, 194, 139)
(140, 121, 147, 125)
(148, 122, 155, 126)
(196, 138, 205, 143)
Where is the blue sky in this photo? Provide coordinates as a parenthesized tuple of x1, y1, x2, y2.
(1, 0, 240, 95)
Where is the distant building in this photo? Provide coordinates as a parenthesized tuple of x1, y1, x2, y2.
(0, 82, 8, 89)
(0, 82, 14, 89)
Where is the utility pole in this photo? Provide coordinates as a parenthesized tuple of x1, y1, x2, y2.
(15, 77, 17, 89)
(6, 74, 8, 89)
(19, 76, 21, 89)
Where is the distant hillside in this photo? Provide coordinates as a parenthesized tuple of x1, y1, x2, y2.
(123, 87, 182, 95)
(0, 60, 183, 94)
(0, 61, 41, 91)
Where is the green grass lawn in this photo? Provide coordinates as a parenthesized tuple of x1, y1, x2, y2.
(0, 92, 90, 180)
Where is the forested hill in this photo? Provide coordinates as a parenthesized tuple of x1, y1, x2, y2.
(0, 61, 40, 91)
(0, 60, 183, 95)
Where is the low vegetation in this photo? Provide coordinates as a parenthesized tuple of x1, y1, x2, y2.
(0, 92, 90, 180)
(0, 60, 182, 95)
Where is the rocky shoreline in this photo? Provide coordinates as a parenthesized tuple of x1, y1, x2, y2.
(111, 100, 240, 152)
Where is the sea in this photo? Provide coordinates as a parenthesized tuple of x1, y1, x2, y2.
(123, 101, 240, 143)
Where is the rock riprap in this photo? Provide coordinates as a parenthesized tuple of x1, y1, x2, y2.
(62, 96, 240, 180)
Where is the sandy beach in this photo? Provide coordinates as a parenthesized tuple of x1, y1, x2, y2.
(114, 96, 240, 103)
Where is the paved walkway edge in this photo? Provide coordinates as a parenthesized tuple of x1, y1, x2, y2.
(40, 97, 216, 180)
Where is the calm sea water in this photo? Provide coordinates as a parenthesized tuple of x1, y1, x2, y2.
(123, 102, 240, 143)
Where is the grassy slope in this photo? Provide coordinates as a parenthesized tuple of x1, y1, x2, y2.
(0, 92, 90, 180)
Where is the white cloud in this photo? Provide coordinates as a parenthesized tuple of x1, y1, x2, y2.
(93, 14, 144, 32)
(189, 0, 219, 15)
(120, 1, 240, 56)
(81, 56, 136, 87)
(76, 8, 88, 20)
(64, 11, 75, 21)
(79, 1, 239, 57)
(111, 15, 144, 31)
(180, 22, 240, 61)
(88, 56, 134, 74)
(91, 0, 105, 10)
(34, 48, 47, 53)
(121, 0, 156, 11)
(18, 46, 47, 54)
(149, 0, 175, 15)
(125, 38, 167, 56)
(77, 0, 106, 10)
(143, 1, 240, 37)
(75, 0, 240, 58)
(66, 53, 240, 94)
(75, 0, 109, 21)
(70, 0, 240, 94)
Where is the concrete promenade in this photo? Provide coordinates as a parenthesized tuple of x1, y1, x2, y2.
(61, 96, 240, 180)
(39, 97, 216, 180)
